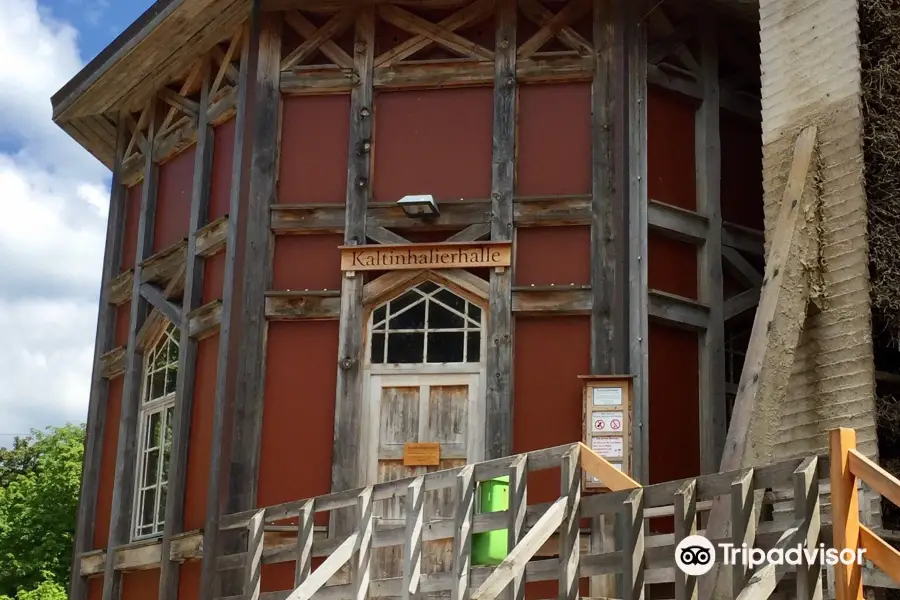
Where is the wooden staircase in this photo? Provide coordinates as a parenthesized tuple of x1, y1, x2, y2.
(207, 429, 900, 600)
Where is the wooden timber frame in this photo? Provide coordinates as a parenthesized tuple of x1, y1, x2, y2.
(61, 1, 774, 600)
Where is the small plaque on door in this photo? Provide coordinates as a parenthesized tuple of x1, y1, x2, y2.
(403, 442, 441, 466)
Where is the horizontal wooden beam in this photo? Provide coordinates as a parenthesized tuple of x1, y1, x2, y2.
(648, 199, 707, 245)
(99, 346, 126, 379)
(188, 299, 223, 340)
(195, 214, 229, 257)
(109, 270, 134, 305)
(648, 289, 709, 331)
(141, 239, 188, 284)
(722, 223, 764, 256)
(647, 63, 760, 120)
(265, 291, 342, 321)
(724, 287, 760, 320)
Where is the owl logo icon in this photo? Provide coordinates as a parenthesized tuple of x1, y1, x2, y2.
(675, 535, 716, 576)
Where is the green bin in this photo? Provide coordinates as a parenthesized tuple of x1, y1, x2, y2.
(472, 476, 509, 565)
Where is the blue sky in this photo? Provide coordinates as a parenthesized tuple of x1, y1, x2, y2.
(0, 0, 154, 442)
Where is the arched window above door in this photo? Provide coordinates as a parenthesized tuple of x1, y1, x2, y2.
(369, 281, 483, 365)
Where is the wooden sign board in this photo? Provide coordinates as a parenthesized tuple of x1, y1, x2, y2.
(340, 241, 512, 273)
(579, 375, 634, 491)
(403, 442, 441, 467)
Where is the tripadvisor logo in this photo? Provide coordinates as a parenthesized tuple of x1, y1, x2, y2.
(675, 535, 866, 577)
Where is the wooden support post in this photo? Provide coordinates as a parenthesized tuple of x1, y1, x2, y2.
(508, 455, 527, 600)
(695, 16, 726, 475)
(294, 500, 314, 587)
(68, 114, 129, 600)
(139, 282, 183, 325)
(674, 479, 698, 600)
(200, 18, 253, 600)
(452, 465, 475, 600)
(626, 0, 649, 485)
(618, 488, 645, 600)
(353, 487, 373, 600)
(485, 0, 516, 460)
(159, 58, 215, 600)
(404, 477, 424, 600)
(245, 510, 265, 600)
(228, 10, 282, 516)
(559, 446, 581, 600)
(831, 429, 863, 600)
(701, 126, 820, 600)
(794, 456, 822, 600)
(102, 98, 160, 600)
(331, 7, 375, 536)
(731, 468, 755, 598)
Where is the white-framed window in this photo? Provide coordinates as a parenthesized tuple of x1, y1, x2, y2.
(369, 281, 483, 365)
(132, 323, 179, 540)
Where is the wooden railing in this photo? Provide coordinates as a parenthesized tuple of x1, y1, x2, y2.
(830, 427, 900, 600)
(211, 441, 854, 600)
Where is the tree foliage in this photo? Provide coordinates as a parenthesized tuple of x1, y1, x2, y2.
(0, 425, 84, 599)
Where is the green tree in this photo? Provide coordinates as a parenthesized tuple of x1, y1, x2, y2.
(0, 425, 85, 598)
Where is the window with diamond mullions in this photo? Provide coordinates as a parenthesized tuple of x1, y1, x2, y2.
(370, 281, 483, 364)
(133, 323, 179, 540)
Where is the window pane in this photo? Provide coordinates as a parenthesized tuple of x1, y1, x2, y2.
(373, 306, 387, 328)
(150, 370, 165, 400)
(371, 333, 385, 363)
(164, 366, 178, 395)
(152, 346, 167, 370)
(426, 332, 465, 363)
(157, 483, 168, 526)
(419, 281, 439, 294)
(435, 289, 465, 313)
(141, 487, 156, 529)
(390, 300, 425, 330)
(467, 303, 481, 321)
(386, 332, 424, 363)
(166, 337, 179, 363)
(144, 449, 159, 485)
(429, 302, 464, 329)
(390, 290, 421, 314)
(147, 412, 162, 448)
(466, 332, 481, 362)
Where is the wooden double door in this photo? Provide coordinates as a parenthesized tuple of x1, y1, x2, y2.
(363, 372, 483, 589)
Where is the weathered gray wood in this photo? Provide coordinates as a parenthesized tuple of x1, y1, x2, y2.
(733, 522, 801, 600)
(246, 510, 266, 600)
(403, 478, 424, 600)
(674, 479, 698, 600)
(559, 447, 580, 600)
(288, 533, 359, 600)
(295, 500, 315, 587)
(648, 290, 709, 331)
(452, 465, 475, 600)
(507, 456, 526, 600)
(228, 10, 282, 516)
(484, 0, 516, 461)
(794, 457, 822, 600)
(69, 113, 129, 600)
(102, 98, 160, 600)
(724, 288, 760, 320)
(353, 487, 373, 600)
(366, 225, 408, 245)
(618, 488, 645, 600)
(140, 282, 183, 325)
(722, 247, 764, 288)
(731, 469, 756, 598)
(331, 5, 375, 537)
(695, 20, 726, 476)
(626, 0, 649, 484)
(446, 223, 491, 243)
(159, 58, 215, 600)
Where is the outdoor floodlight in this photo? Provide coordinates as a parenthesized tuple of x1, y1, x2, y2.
(398, 194, 440, 218)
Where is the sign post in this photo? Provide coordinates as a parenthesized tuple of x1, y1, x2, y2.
(579, 375, 634, 491)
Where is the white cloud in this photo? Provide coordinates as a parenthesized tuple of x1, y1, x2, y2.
(0, 0, 110, 437)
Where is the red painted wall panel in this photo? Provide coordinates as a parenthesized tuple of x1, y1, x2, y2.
(517, 83, 591, 196)
(257, 321, 338, 510)
(648, 233, 698, 300)
(154, 148, 195, 253)
(272, 234, 343, 291)
(121, 184, 142, 271)
(648, 85, 698, 210)
(512, 316, 590, 504)
(210, 118, 236, 220)
(115, 302, 130, 347)
(203, 252, 226, 305)
(721, 113, 763, 230)
(515, 226, 591, 286)
(373, 88, 493, 202)
(177, 562, 201, 600)
(122, 569, 159, 600)
(278, 95, 351, 203)
(93, 377, 122, 548)
(183, 335, 219, 531)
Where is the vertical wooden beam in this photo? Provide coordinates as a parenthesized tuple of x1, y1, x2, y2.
(294, 500, 315, 587)
(559, 447, 581, 600)
(404, 477, 424, 600)
(626, 0, 649, 484)
(591, 0, 629, 594)
(674, 479, 698, 600)
(485, 0, 516, 460)
(69, 114, 129, 600)
(794, 456, 822, 600)
(452, 465, 475, 600)
(227, 9, 282, 516)
(731, 468, 755, 597)
(618, 488, 645, 600)
(830, 428, 863, 600)
(353, 487, 374, 600)
(507, 455, 527, 600)
(102, 98, 160, 600)
(159, 58, 215, 600)
(331, 6, 375, 536)
(200, 18, 254, 600)
(695, 16, 726, 475)
(244, 510, 265, 600)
